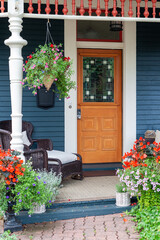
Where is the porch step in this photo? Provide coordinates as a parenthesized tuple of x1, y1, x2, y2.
(16, 198, 135, 225)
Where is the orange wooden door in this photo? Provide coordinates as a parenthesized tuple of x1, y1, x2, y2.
(77, 49, 122, 164)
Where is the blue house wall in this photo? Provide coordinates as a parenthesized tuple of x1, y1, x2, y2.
(0, 17, 64, 151)
(137, 22, 160, 139)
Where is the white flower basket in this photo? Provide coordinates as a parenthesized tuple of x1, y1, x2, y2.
(116, 192, 130, 207)
(33, 203, 46, 214)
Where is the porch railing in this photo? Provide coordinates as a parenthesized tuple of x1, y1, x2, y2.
(0, 0, 5, 13)
(0, 0, 160, 21)
(25, 0, 160, 19)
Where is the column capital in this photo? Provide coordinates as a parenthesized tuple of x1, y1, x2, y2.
(4, 16, 27, 48)
(8, 0, 24, 18)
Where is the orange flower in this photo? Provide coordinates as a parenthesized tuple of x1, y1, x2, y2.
(9, 174, 14, 179)
(16, 164, 21, 168)
(12, 178, 16, 183)
(123, 218, 127, 222)
(6, 180, 10, 185)
(19, 160, 23, 164)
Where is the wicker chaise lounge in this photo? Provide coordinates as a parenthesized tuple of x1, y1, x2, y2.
(0, 120, 83, 180)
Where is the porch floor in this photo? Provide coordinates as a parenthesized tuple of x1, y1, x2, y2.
(56, 176, 119, 203)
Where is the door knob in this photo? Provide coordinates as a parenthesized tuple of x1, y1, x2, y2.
(77, 109, 81, 120)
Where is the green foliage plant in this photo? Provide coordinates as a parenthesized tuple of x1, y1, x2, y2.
(11, 161, 52, 215)
(129, 206, 160, 240)
(0, 180, 8, 213)
(23, 43, 76, 98)
(0, 231, 18, 240)
(36, 169, 62, 201)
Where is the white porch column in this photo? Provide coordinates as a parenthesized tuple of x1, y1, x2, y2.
(123, 22, 137, 153)
(5, 0, 27, 156)
(64, 19, 77, 153)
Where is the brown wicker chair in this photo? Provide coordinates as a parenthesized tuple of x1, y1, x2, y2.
(0, 120, 83, 180)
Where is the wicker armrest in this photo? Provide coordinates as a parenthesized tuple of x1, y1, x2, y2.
(48, 158, 62, 168)
(23, 144, 30, 151)
(32, 139, 53, 150)
(24, 148, 48, 170)
(72, 153, 82, 163)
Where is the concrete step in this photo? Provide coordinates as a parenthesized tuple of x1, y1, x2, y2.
(16, 198, 136, 225)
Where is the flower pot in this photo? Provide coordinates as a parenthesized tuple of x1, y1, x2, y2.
(116, 192, 130, 207)
(33, 203, 46, 214)
(0, 218, 4, 234)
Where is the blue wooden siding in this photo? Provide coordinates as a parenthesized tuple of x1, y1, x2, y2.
(137, 22, 160, 138)
(0, 17, 64, 150)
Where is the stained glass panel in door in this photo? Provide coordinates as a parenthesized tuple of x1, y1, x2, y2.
(83, 57, 114, 102)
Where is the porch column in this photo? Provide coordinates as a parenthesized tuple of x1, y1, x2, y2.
(4, 0, 27, 156)
(123, 22, 136, 153)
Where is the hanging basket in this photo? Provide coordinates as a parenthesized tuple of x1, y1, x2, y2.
(43, 75, 54, 91)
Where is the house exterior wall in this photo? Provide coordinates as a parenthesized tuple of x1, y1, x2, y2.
(0, 17, 65, 151)
(137, 22, 160, 139)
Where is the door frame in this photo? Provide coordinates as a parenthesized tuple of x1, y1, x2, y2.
(64, 20, 136, 156)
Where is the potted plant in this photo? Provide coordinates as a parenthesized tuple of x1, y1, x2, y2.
(11, 161, 53, 215)
(22, 43, 76, 98)
(0, 148, 52, 217)
(32, 169, 62, 213)
(116, 137, 160, 209)
(116, 183, 130, 207)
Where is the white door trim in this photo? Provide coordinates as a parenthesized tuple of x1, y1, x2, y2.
(64, 20, 136, 155)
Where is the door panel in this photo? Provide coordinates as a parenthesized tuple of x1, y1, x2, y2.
(77, 49, 122, 164)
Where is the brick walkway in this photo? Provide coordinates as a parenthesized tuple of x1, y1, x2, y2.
(14, 213, 140, 240)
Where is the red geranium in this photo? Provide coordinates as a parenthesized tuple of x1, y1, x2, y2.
(0, 147, 25, 185)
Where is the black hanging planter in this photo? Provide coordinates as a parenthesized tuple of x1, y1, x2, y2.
(37, 83, 55, 109)
(4, 202, 22, 232)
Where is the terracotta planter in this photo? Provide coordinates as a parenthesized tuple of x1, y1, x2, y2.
(116, 192, 130, 207)
(0, 218, 4, 234)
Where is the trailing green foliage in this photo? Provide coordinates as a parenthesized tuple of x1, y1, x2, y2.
(0, 180, 8, 212)
(0, 231, 18, 240)
(138, 189, 160, 209)
(129, 206, 160, 240)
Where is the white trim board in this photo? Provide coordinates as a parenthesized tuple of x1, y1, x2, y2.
(64, 21, 136, 156)
(77, 42, 124, 49)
